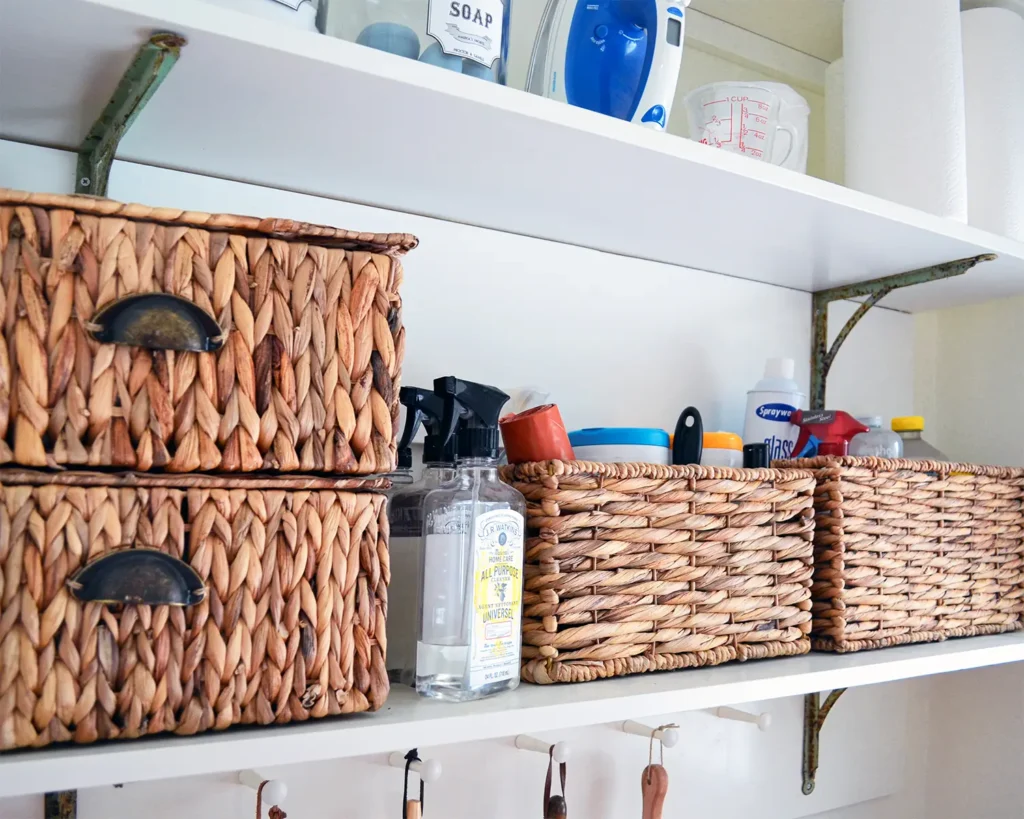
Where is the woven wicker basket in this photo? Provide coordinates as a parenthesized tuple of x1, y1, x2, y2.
(0, 189, 416, 474)
(0, 469, 389, 750)
(499, 461, 817, 684)
(775, 456, 1024, 652)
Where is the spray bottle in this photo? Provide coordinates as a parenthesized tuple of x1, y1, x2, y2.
(790, 410, 869, 457)
(386, 386, 460, 685)
(417, 377, 526, 701)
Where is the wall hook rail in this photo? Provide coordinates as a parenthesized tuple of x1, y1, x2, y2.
(802, 689, 847, 795)
(621, 720, 680, 748)
(709, 706, 772, 732)
(239, 770, 288, 811)
(389, 750, 442, 783)
(515, 734, 572, 762)
(810, 254, 996, 409)
(76, 31, 186, 196)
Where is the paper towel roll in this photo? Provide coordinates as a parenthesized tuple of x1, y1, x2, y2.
(843, 0, 967, 220)
(962, 7, 1024, 241)
(825, 58, 844, 185)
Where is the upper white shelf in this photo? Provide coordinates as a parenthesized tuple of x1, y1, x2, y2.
(2, 633, 1024, 798)
(2, 0, 1023, 311)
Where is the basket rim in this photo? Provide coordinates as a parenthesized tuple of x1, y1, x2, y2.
(0, 468, 389, 491)
(501, 459, 815, 480)
(0, 188, 419, 254)
(776, 455, 1024, 477)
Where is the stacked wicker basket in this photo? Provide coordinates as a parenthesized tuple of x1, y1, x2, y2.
(0, 189, 415, 749)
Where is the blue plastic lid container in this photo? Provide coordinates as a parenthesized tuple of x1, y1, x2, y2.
(568, 428, 671, 465)
(569, 428, 670, 448)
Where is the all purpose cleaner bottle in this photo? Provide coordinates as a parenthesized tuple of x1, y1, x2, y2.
(417, 378, 526, 701)
(743, 358, 805, 460)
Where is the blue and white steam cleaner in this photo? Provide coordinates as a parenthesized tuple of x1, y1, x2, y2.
(525, 0, 690, 130)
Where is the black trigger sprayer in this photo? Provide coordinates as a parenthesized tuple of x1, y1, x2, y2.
(397, 386, 460, 467)
(434, 376, 510, 461)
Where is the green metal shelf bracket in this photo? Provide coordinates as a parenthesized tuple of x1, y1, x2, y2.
(810, 253, 997, 410)
(44, 791, 77, 819)
(76, 31, 186, 196)
(802, 689, 847, 795)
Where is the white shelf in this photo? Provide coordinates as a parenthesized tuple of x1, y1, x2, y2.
(2, 633, 1023, 798)
(2, 0, 1024, 311)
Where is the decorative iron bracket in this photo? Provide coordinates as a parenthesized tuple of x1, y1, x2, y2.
(810, 254, 997, 409)
(44, 791, 77, 819)
(802, 689, 847, 795)
(76, 32, 186, 196)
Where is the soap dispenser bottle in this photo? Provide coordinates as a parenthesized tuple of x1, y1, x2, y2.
(417, 377, 526, 701)
(387, 386, 459, 686)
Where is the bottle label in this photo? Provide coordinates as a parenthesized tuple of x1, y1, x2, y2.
(468, 509, 523, 689)
(427, 0, 504, 67)
(755, 402, 796, 423)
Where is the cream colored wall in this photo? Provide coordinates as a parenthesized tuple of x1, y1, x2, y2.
(914, 295, 1024, 465)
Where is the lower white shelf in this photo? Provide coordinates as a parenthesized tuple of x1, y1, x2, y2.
(3, 633, 1024, 798)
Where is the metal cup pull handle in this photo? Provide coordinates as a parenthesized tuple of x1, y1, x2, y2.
(68, 549, 206, 606)
(86, 293, 226, 352)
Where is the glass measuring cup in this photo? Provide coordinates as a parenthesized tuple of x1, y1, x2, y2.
(683, 83, 798, 164)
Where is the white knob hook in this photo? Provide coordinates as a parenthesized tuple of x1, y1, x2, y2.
(238, 770, 287, 810)
(388, 750, 443, 783)
(621, 720, 680, 748)
(710, 706, 772, 732)
(515, 734, 572, 763)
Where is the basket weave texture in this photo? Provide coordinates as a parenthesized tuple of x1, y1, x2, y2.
(775, 456, 1024, 652)
(0, 470, 390, 750)
(0, 189, 416, 474)
(500, 461, 817, 684)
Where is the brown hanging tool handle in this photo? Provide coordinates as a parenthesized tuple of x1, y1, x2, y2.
(641, 765, 669, 819)
(405, 801, 422, 819)
(543, 746, 567, 818)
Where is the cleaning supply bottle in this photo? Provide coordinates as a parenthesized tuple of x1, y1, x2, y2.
(743, 358, 805, 460)
(386, 386, 459, 686)
(417, 377, 526, 701)
(791, 410, 869, 457)
(849, 416, 903, 458)
(892, 416, 948, 460)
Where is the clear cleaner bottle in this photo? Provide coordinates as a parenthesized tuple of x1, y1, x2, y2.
(387, 386, 459, 686)
(417, 377, 526, 702)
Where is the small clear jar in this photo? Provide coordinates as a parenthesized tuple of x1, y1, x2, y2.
(319, 0, 511, 83)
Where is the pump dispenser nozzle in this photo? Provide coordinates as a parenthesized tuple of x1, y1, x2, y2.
(398, 386, 460, 466)
(434, 377, 510, 460)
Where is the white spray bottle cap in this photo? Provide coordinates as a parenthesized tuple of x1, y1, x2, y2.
(764, 358, 795, 380)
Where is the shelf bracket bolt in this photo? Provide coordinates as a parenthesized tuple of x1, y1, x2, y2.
(75, 31, 186, 197)
(802, 688, 847, 795)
